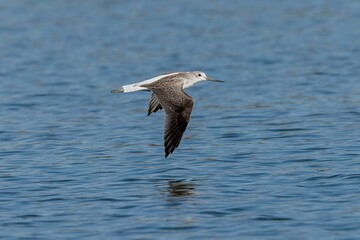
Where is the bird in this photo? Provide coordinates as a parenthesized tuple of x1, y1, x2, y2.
(111, 71, 223, 158)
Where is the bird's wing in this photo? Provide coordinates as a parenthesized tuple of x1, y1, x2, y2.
(149, 85, 193, 158)
(147, 93, 163, 116)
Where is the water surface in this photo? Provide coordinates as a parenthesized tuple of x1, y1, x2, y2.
(1, 1, 360, 239)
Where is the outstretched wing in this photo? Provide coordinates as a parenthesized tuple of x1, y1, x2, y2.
(147, 93, 163, 116)
(163, 102, 193, 157)
(149, 84, 194, 158)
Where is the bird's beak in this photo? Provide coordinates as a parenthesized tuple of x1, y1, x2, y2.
(206, 76, 224, 82)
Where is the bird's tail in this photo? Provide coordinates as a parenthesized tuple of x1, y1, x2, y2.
(111, 74, 167, 93)
(111, 82, 149, 93)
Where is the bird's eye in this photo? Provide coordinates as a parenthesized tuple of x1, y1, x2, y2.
(198, 73, 202, 77)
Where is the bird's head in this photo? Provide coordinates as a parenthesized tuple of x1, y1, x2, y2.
(183, 71, 224, 89)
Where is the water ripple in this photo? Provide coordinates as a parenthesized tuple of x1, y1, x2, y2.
(1, 1, 360, 239)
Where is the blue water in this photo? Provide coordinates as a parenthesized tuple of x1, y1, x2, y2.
(1, 1, 360, 239)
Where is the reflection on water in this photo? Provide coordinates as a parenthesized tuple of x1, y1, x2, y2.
(168, 180, 195, 197)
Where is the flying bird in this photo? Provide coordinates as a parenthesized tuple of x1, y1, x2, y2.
(111, 71, 223, 158)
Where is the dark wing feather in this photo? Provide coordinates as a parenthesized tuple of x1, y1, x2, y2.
(163, 105, 192, 157)
(149, 84, 193, 158)
(147, 93, 163, 116)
